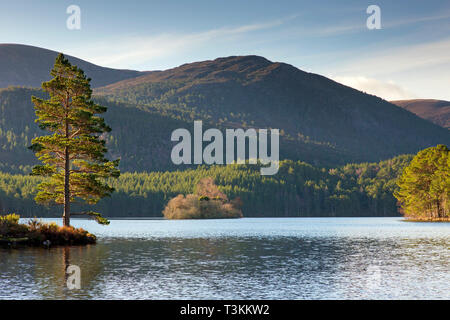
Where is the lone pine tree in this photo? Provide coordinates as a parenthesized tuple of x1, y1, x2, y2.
(30, 53, 120, 226)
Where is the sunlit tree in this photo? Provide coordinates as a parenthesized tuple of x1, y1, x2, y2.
(394, 145, 449, 219)
(30, 54, 120, 226)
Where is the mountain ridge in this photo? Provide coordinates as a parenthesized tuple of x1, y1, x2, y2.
(0, 43, 148, 88)
(94, 54, 450, 167)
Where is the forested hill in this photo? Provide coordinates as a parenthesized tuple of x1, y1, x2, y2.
(0, 86, 448, 173)
(0, 44, 146, 88)
(95, 55, 450, 166)
(0, 51, 449, 172)
(0, 49, 447, 218)
(0, 87, 191, 173)
(391, 99, 450, 129)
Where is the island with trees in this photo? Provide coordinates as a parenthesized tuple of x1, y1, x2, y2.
(0, 54, 119, 246)
(163, 177, 243, 219)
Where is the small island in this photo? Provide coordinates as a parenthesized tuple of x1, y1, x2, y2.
(0, 214, 96, 246)
(0, 54, 120, 247)
(163, 177, 243, 219)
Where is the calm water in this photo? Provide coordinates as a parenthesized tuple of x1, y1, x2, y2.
(0, 217, 449, 300)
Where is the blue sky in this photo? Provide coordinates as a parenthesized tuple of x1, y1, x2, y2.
(1, 0, 449, 100)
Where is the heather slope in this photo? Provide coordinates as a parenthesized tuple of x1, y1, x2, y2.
(391, 99, 450, 129)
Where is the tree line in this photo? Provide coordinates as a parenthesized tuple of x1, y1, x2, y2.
(0, 155, 413, 218)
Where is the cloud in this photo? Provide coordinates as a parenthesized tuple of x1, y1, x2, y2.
(293, 11, 450, 38)
(333, 38, 450, 76)
(384, 11, 450, 28)
(320, 37, 450, 101)
(331, 76, 416, 100)
(63, 16, 297, 69)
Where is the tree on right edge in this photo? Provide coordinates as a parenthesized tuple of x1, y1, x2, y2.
(395, 145, 449, 220)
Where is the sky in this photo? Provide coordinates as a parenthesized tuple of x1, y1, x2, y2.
(1, 0, 449, 100)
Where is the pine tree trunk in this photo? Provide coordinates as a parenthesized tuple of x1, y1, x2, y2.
(63, 146, 70, 227)
(437, 200, 441, 218)
(63, 107, 70, 227)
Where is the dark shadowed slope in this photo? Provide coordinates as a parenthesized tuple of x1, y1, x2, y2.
(391, 99, 450, 129)
(95, 55, 450, 165)
(0, 44, 147, 88)
(0, 87, 193, 173)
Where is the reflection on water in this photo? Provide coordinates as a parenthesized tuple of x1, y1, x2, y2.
(0, 218, 449, 299)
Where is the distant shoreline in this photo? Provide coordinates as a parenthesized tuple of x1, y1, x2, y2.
(404, 217, 450, 222)
(22, 216, 406, 221)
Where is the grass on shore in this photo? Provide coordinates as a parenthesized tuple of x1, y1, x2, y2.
(0, 214, 96, 246)
(404, 217, 450, 222)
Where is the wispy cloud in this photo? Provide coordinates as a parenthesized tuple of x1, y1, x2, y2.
(384, 11, 450, 28)
(331, 76, 416, 100)
(333, 38, 450, 76)
(293, 11, 450, 38)
(63, 16, 298, 69)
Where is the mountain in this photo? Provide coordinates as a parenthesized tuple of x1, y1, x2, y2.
(0, 44, 146, 88)
(0, 53, 449, 173)
(95, 55, 450, 165)
(390, 99, 450, 129)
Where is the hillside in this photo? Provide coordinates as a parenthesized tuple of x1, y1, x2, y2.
(391, 99, 450, 129)
(95, 55, 450, 165)
(0, 87, 191, 173)
(0, 44, 146, 88)
(0, 52, 449, 173)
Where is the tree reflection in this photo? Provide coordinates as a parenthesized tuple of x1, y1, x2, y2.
(27, 244, 109, 299)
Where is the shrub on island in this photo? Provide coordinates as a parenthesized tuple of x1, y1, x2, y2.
(0, 214, 96, 246)
(163, 178, 243, 219)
